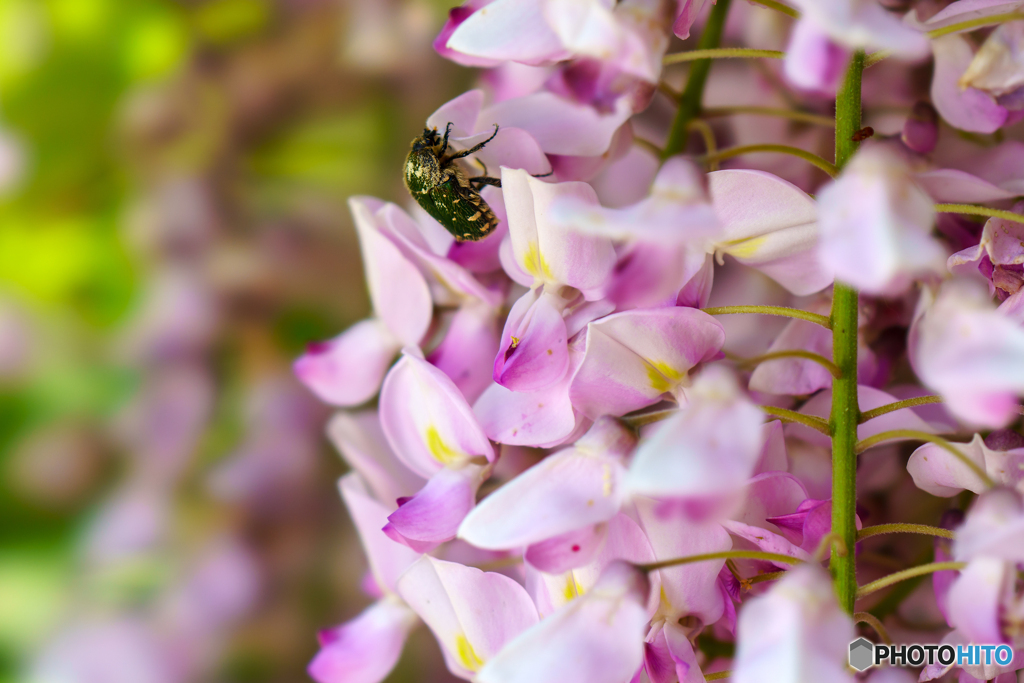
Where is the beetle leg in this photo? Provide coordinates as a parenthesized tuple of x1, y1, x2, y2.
(531, 171, 554, 179)
(441, 121, 454, 155)
(445, 124, 500, 162)
(469, 176, 502, 188)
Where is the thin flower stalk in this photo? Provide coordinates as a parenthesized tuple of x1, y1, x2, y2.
(856, 562, 967, 598)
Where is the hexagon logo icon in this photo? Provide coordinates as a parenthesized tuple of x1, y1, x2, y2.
(849, 638, 874, 671)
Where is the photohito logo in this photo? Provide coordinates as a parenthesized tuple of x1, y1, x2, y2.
(848, 638, 1014, 671)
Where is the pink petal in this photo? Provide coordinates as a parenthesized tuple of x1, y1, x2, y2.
(817, 145, 944, 295)
(548, 157, 721, 241)
(524, 524, 608, 574)
(932, 35, 1009, 133)
(791, 0, 929, 55)
(379, 203, 503, 307)
(502, 167, 618, 292)
(732, 566, 855, 683)
(721, 519, 809, 564)
(528, 513, 657, 617)
(350, 198, 433, 346)
(426, 90, 485, 137)
(675, 251, 715, 309)
(672, 0, 710, 39)
(707, 169, 833, 296)
(913, 281, 1024, 428)
(396, 555, 540, 679)
(327, 411, 425, 506)
(494, 289, 569, 392)
(473, 367, 582, 448)
(736, 471, 810, 531)
(635, 499, 732, 624)
(446, 0, 570, 66)
(756, 420, 789, 474)
(748, 318, 835, 396)
(783, 18, 850, 94)
(947, 557, 1008, 645)
(643, 621, 705, 683)
(484, 91, 632, 157)
(434, 5, 502, 68)
(384, 464, 488, 552)
(957, 139, 1024, 194)
(915, 169, 1017, 203)
(338, 474, 422, 594)
(569, 307, 725, 419)
(603, 244, 709, 311)
(917, 0, 1024, 32)
(458, 418, 634, 549)
(902, 101, 940, 154)
(590, 144, 660, 208)
(379, 353, 494, 479)
(308, 598, 417, 683)
(476, 562, 649, 683)
(464, 125, 552, 177)
(953, 488, 1024, 562)
(294, 320, 398, 407)
(429, 303, 502, 404)
(907, 433, 992, 496)
(546, 0, 666, 84)
(626, 367, 763, 505)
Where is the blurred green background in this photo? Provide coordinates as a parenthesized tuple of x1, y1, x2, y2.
(0, 0, 469, 681)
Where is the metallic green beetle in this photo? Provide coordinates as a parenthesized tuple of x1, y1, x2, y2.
(403, 122, 503, 242)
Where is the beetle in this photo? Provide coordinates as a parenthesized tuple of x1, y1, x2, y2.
(403, 122, 506, 242)
(404, 122, 554, 241)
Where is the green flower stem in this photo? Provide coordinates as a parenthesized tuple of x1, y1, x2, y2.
(702, 105, 835, 127)
(699, 144, 838, 177)
(864, 50, 892, 67)
(812, 532, 849, 563)
(927, 12, 1024, 39)
(688, 119, 718, 152)
(735, 349, 841, 378)
(749, 0, 799, 17)
(760, 406, 832, 436)
(620, 408, 678, 429)
(662, 0, 732, 160)
(856, 562, 966, 599)
(858, 395, 942, 423)
(830, 50, 866, 616)
(705, 672, 732, 682)
(854, 612, 893, 645)
(935, 203, 1024, 224)
(701, 305, 832, 328)
(638, 549, 804, 573)
(663, 48, 784, 64)
(633, 137, 663, 157)
(745, 570, 787, 587)
(857, 523, 954, 541)
(854, 429, 996, 488)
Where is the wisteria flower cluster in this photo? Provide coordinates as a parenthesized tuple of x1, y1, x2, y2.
(296, 1, 1024, 682)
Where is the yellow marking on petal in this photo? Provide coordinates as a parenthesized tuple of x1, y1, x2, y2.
(562, 572, 586, 602)
(645, 360, 685, 393)
(522, 241, 554, 281)
(455, 634, 484, 672)
(659, 587, 673, 613)
(602, 464, 613, 497)
(723, 235, 769, 259)
(426, 425, 463, 465)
